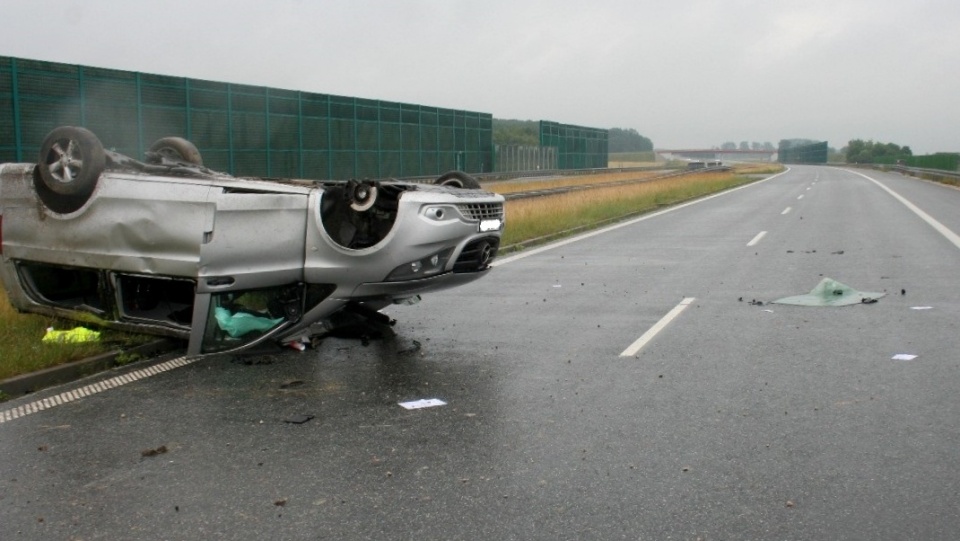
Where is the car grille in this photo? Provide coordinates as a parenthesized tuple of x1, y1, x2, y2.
(457, 203, 504, 222)
(453, 237, 500, 273)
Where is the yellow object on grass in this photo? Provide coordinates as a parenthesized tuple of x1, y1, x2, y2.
(42, 327, 101, 344)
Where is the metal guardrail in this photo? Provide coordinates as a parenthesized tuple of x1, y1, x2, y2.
(892, 165, 960, 181)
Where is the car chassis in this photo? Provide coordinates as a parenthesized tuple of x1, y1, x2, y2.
(0, 127, 504, 356)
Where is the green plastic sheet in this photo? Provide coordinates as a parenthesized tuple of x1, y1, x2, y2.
(772, 278, 886, 307)
(215, 307, 283, 338)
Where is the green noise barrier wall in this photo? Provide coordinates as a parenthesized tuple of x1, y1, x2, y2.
(539, 121, 608, 170)
(1, 56, 493, 179)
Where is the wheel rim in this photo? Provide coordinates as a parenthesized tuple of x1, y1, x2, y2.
(349, 184, 378, 211)
(46, 138, 84, 184)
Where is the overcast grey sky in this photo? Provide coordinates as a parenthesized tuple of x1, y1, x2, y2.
(2, 0, 958, 153)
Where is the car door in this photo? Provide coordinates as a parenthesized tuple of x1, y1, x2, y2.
(190, 188, 310, 355)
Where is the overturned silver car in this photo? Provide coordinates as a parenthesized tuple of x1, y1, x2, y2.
(0, 126, 504, 356)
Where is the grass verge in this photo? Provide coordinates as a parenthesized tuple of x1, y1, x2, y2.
(499, 167, 775, 248)
(0, 293, 152, 381)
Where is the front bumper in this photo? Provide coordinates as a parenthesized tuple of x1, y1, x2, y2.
(351, 267, 492, 299)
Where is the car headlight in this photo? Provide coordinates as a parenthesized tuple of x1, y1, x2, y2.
(385, 248, 455, 282)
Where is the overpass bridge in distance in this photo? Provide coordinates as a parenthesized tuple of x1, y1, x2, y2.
(656, 149, 777, 162)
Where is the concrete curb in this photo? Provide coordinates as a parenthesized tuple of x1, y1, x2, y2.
(0, 339, 183, 398)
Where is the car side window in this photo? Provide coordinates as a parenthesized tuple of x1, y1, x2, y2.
(200, 285, 300, 353)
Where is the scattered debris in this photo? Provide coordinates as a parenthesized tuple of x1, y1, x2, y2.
(141, 445, 168, 457)
(786, 500, 796, 508)
(279, 380, 305, 389)
(901, 289, 906, 295)
(892, 354, 918, 361)
(398, 340, 422, 356)
(274, 499, 287, 507)
(773, 278, 886, 307)
(283, 414, 314, 424)
(42, 326, 101, 344)
(286, 338, 309, 351)
(398, 398, 447, 410)
(749, 299, 764, 306)
(232, 356, 275, 366)
(831, 250, 844, 255)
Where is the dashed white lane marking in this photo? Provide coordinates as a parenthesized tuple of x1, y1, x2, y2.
(0, 356, 196, 424)
(747, 231, 767, 246)
(493, 169, 792, 266)
(797, 194, 804, 200)
(781, 207, 792, 215)
(849, 170, 960, 252)
(620, 298, 696, 357)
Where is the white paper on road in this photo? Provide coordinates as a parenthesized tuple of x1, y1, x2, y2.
(399, 398, 447, 410)
(891, 354, 918, 361)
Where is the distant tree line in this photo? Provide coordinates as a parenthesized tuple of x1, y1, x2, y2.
(720, 141, 776, 151)
(844, 139, 912, 163)
(608, 128, 653, 152)
(493, 119, 539, 146)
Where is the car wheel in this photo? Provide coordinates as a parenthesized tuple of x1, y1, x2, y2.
(148, 136, 203, 165)
(434, 171, 481, 189)
(37, 126, 106, 196)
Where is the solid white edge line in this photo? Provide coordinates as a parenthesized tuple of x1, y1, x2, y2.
(492, 169, 792, 267)
(847, 169, 960, 251)
(620, 297, 696, 357)
(747, 231, 767, 246)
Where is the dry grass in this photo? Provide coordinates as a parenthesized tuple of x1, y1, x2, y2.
(489, 170, 667, 195)
(500, 169, 766, 247)
(730, 163, 784, 175)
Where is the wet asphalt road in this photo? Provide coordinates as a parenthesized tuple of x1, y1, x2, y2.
(2, 166, 960, 540)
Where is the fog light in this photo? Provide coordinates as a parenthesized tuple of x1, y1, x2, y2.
(386, 248, 455, 282)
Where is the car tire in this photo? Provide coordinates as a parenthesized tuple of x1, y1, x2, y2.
(434, 171, 481, 189)
(149, 136, 203, 165)
(37, 126, 106, 196)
